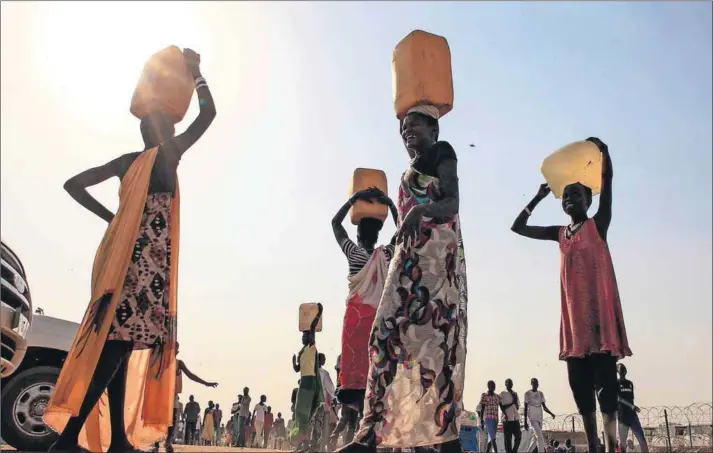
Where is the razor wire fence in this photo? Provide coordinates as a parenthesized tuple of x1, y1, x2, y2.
(542, 403, 712, 452)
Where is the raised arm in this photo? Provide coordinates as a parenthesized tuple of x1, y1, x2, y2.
(388, 200, 399, 226)
(170, 49, 217, 158)
(373, 191, 399, 245)
(332, 193, 360, 246)
(63, 154, 134, 223)
(332, 188, 382, 246)
(311, 303, 323, 331)
(307, 303, 323, 345)
(178, 359, 218, 387)
(510, 183, 560, 241)
(588, 137, 612, 240)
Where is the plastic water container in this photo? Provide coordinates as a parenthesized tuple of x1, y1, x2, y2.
(392, 30, 453, 120)
(541, 140, 603, 199)
(299, 303, 323, 332)
(130, 46, 194, 124)
(349, 168, 388, 225)
(459, 425, 479, 452)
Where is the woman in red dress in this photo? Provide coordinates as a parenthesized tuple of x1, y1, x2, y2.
(330, 188, 398, 423)
(511, 137, 631, 453)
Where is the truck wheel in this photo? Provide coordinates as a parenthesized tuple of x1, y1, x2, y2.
(1, 366, 60, 451)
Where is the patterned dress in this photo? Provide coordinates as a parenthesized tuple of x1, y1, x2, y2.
(355, 162, 468, 448)
(107, 192, 172, 348)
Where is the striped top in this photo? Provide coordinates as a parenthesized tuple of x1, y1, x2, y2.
(340, 238, 395, 276)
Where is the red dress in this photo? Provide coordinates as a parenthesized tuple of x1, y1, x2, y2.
(339, 247, 390, 391)
(558, 219, 632, 360)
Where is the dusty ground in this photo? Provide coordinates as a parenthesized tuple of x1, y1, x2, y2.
(172, 448, 285, 452)
(2, 447, 286, 452)
(173, 448, 285, 452)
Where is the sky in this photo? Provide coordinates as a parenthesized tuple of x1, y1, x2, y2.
(1, 2, 711, 420)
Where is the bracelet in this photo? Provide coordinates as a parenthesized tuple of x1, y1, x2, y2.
(196, 82, 208, 90)
(524, 207, 532, 216)
(194, 76, 206, 86)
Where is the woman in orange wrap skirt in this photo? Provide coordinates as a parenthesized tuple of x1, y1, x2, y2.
(46, 49, 216, 453)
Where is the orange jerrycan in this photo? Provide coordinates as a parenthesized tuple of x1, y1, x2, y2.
(299, 303, 323, 332)
(130, 46, 194, 124)
(392, 30, 453, 120)
(349, 168, 388, 225)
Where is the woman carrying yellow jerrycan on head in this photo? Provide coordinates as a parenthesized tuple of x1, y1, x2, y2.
(44, 47, 216, 453)
(511, 137, 632, 453)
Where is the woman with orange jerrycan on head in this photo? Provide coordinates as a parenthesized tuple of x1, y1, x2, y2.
(510, 137, 632, 453)
(44, 47, 216, 453)
(291, 303, 324, 453)
(339, 105, 468, 453)
(339, 29, 468, 453)
(330, 171, 399, 438)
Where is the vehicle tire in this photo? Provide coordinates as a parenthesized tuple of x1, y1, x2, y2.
(1, 365, 60, 451)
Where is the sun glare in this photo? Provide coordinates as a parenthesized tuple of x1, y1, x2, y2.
(32, 2, 208, 131)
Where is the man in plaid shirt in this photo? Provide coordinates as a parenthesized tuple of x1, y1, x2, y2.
(479, 380, 502, 452)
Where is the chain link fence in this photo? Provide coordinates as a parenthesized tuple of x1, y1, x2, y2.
(541, 403, 712, 452)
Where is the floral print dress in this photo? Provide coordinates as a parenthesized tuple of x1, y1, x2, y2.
(354, 164, 468, 448)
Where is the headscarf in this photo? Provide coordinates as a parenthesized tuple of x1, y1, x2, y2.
(406, 104, 440, 120)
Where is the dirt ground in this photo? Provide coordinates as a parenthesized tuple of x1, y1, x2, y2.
(172, 447, 285, 452)
(3, 447, 286, 452)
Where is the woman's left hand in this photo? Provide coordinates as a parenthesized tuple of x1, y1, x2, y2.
(397, 206, 423, 247)
(375, 193, 394, 207)
(184, 48, 201, 75)
(586, 137, 608, 153)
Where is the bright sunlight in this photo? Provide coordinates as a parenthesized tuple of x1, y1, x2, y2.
(31, 2, 209, 132)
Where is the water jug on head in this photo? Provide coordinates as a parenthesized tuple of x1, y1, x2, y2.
(541, 140, 603, 199)
(130, 46, 194, 124)
(349, 168, 388, 225)
(392, 30, 453, 120)
(298, 303, 323, 333)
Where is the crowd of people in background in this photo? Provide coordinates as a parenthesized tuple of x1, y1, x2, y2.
(150, 361, 645, 453)
(473, 368, 646, 453)
(152, 371, 333, 451)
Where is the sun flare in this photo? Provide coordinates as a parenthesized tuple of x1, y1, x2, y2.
(32, 2, 208, 130)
